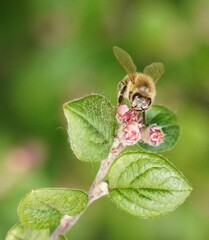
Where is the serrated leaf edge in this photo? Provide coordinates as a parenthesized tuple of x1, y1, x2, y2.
(63, 94, 116, 162)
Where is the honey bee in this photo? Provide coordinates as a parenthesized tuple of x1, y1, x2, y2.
(113, 46, 164, 124)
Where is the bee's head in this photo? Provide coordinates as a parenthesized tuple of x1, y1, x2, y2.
(131, 93, 151, 111)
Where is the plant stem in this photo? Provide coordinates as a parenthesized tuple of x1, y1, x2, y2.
(50, 136, 125, 240)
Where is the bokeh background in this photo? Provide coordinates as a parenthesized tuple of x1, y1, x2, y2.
(1, 0, 209, 239)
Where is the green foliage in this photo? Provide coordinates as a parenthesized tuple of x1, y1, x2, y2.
(139, 105, 180, 152)
(5, 222, 50, 240)
(18, 188, 88, 230)
(107, 152, 192, 218)
(58, 236, 68, 240)
(2, 0, 209, 238)
(64, 95, 117, 162)
(10, 93, 191, 237)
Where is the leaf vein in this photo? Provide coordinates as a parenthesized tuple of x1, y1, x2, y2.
(69, 106, 109, 144)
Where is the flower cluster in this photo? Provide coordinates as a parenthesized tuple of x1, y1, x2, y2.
(116, 105, 165, 146)
(117, 105, 142, 145)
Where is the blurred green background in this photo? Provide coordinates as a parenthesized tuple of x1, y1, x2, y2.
(1, 0, 209, 239)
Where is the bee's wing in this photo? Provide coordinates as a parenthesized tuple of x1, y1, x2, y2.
(143, 62, 164, 83)
(113, 46, 137, 82)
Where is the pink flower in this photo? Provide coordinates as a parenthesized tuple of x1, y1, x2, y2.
(142, 125, 165, 146)
(116, 105, 164, 147)
(117, 105, 141, 123)
(117, 105, 129, 122)
(122, 121, 141, 145)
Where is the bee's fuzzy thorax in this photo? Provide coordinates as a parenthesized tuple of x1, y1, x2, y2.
(135, 73, 156, 98)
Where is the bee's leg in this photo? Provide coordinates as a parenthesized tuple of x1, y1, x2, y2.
(118, 81, 127, 105)
(134, 109, 146, 126)
(142, 110, 146, 126)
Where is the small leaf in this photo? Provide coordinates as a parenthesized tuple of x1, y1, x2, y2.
(18, 188, 88, 230)
(5, 222, 50, 240)
(139, 105, 180, 152)
(64, 95, 116, 162)
(107, 152, 192, 218)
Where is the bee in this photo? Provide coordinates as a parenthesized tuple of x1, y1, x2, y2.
(113, 46, 164, 125)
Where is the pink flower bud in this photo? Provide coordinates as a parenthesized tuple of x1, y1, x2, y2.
(122, 121, 141, 145)
(117, 105, 141, 123)
(142, 125, 165, 146)
(117, 105, 129, 121)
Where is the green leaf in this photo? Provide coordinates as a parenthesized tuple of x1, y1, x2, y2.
(107, 152, 192, 218)
(5, 222, 50, 240)
(139, 105, 180, 152)
(64, 95, 116, 162)
(58, 236, 68, 240)
(18, 188, 88, 230)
